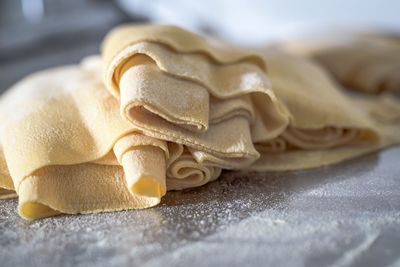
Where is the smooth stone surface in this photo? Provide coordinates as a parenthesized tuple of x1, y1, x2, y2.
(1, 147, 400, 267)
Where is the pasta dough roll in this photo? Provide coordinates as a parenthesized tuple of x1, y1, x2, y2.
(167, 150, 222, 190)
(113, 133, 169, 198)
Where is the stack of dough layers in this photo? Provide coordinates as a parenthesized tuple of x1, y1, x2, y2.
(279, 31, 400, 95)
(0, 25, 399, 220)
(250, 49, 400, 170)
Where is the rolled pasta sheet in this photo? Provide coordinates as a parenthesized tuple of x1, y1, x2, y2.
(114, 137, 222, 192)
(113, 133, 169, 198)
(119, 147, 166, 198)
(166, 152, 222, 190)
(165, 141, 222, 191)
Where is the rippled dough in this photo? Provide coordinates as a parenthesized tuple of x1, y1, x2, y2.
(251, 49, 400, 171)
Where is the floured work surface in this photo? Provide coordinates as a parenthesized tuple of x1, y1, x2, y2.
(1, 147, 399, 267)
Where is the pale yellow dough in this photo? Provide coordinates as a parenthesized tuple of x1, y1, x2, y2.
(0, 147, 15, 199)
(0, 25, 399, 220)
(278, 31, 400, 94)
(0, 63, 229, 219)
(0, 25, 289, 219)
(249, 49, 400, 171)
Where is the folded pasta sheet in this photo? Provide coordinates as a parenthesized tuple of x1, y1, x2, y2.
(102, 24, 289, 148)
(0, 64, 161, 219)
(250, 49, 400, 171)
(101, 25, 291, 179)
(0, 25, 289, 219)
(0, 24, 399, 220)
(279, 31, 400, 95)
(0, 62, 228, 219)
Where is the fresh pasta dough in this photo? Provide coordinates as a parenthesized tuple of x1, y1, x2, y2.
(0, 25, 288, 219)
(278, 30, 400, 95)
(0, 148, 15, 199)
(0, 24, 399, 220)
(249, 49, 400, 171)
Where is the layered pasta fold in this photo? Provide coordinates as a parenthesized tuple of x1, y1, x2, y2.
(0, 25, 399, 220)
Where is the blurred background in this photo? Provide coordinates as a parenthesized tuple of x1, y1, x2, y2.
(1, 0, 399, 91)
